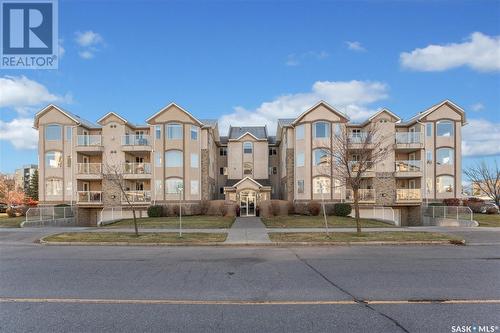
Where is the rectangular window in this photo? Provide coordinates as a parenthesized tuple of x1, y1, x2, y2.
(65, 127, 72, 141)
(220, 187, 224, 194)
(45, 179, 62, 196)
(190, 180, 199, 195)
(45, 124, 62, 141)
(66, 156, 71, 168)
(437, 121, 454, 137)
(45, 151, 63, 168)
(166, 123, 183, 139)
(155, 152, 162, 167)
(272, 167, 277, 175)
(333, 123, 341, 137)
(296, 152, 305, 167)
(296, 125, 304, 140)
(426, 151, 432, 163)
(165, 178, 183, 194)
(190, 153, 199, 168)
(190, 126, 198, 140)
(66, 181, 72, 195)
(269, 148, 277, 156)
(155, 180, 162, 195)
(297, 180, 304, 194)
(165, 151, 183, 167)
(155, 125, 161, 139)
(243, 142, 253, 154)
(219, 147, 227, 156)
(314, 122, 330, 139)
(426, 123, 433, 137)
(220, 167, 224, 175)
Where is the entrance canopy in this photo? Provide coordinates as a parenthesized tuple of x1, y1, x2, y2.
(223, 177, 272, 203)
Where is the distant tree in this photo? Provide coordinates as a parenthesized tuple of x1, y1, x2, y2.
(7, 190, 25, 205)
(464, 160, 500, 206)
(0, 174, 15, 203)
(27, 170, 39, 201)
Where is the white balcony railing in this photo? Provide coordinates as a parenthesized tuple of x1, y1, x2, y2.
(77, 163, 102, 174)
(122, 190, 151, 203)
(396, 189, 421, 201)
(348, 161, 374, 172)
(77, 191, 102, 203)
(77, 135, 102, 146)
(348, 132, 372, 144)
(122, 135, 151, 146)
(395, 160, 421, 172)
(395, 132, 423, 145)
(123, 162, 152, 174)
(345, 189, 375, 202)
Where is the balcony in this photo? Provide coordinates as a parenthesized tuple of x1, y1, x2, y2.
(348, 161, 374, 177)
(76, 163, 102, 179)
(76, 135, 103, 153)
(77, 191, 102, 204)
(394, 160, 422, 178)
(123, 162, 152, 179)
(121, 190, 151, 203)
(122, 135, 152, 151)
(345, 189, 375, 203)
(396, 189, 421, 203)
(395, 132, 424, 151)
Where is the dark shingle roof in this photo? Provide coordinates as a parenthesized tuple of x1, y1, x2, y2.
(219, 136, 228, 144)
(277, 118, 294, 127)
(267, 136, 277, 144)
(225, 178, 272, 187)
(199, 119, 218, 128)
(228, 126, 267, 140)
(61, 107, 101, 129)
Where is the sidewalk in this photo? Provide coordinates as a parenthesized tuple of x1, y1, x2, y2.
(225, 217, 271, 244)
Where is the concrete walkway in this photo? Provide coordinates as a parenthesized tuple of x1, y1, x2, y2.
(225, 217, 271, 244)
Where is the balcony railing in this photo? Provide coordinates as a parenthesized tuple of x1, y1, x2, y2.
(77, 163, 102, 174)
(77, 191, 102, 203)
(345, 189, 375, 202)
(123, 162, 152, 174)
(396, 189, 421, 201)
(122, 135, 151, 146)
(122, 190, 151, 203)
(348, 132, 372, 144)
(395, 132, 423, 145)
(77, 135, 102, 146)
(348, 161, 374, 172)
(395, 160, 421, 172)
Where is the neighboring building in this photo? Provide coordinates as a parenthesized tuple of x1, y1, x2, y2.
(472, 180, 499, 201)
(14, 164, 38, 192)
(34, 99, 466, 225)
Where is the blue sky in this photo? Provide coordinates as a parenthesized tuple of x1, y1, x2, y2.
(1, 0, 499, 175)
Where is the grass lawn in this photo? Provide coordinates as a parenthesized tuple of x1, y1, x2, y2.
(474, 213, 500, 227)
(269, 231, 462, 243)
(0, 214, 24, 228)
(44, 232, 227, 244)
(262, 215, 392, 228)
(104, 216, 235, 229)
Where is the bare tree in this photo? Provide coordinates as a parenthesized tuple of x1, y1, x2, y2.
(102, 161, 139, 236)
(317, 123, 389, 234)
(464, 160, 500, 206)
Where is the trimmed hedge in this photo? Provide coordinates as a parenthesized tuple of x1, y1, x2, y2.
(333, 203, 352, 217)
(308, 201, 321, 216)
(443, 198, 461, 206)
(147, 205, 162, 217)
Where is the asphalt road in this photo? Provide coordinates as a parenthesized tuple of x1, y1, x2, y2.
(0, 229, 499, 332)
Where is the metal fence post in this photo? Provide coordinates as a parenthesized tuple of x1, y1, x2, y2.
(444, 207, 446, 219)
(456, 208, 458, 221)
(432, 206, 435, 218)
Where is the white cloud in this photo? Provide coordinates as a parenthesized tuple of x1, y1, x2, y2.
(0, 76, 69, 113)
(285, 51, 329, 66)
(400, 32, 500, 72)
(58, 39, 65, 58)
(218, 80, 389, 134)
(470, 102, 484, 112)
(75, 30, 104, 59)
(0, 118, 38, 149)
(462, 119, 500, 157)
(346, 41, 365, 52)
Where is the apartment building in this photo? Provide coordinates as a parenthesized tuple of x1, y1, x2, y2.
(14, 164, 38, 192)
(34, 99, 465, 224)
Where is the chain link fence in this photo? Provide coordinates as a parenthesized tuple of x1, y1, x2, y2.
(23, 206, 77, 227)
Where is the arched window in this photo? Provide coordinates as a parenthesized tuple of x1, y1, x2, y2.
(243, 162, 253, 175)
(45, 124, 62, 141)
(436, 148, 454, 165)
(313, 121, 330, 139)
(243, 142, 253, 154)
(313, 177, 331, 194)
(165, 150, 183, 167)
(313, 149, 330, 166)
(45, 151, 62, 168)
(165, 123, 183, 139)
(437, 120, 454, 137)
(45, 178, 62, 196)
(436, 175, 454, 193)
(165, 178, 183, 194)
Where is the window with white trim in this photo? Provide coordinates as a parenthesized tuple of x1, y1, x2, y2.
(46, 178, 62, 196)
(165, 178, 183, 194)
(166, 123, 183, 139)
(313, 122, 330, 139)
(45, 124, 62, 141)
(437, 120, 454, 137)
(165, 150, 183, 167)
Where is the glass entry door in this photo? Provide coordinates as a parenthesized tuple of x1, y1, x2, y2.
(240, 191, 256, 217)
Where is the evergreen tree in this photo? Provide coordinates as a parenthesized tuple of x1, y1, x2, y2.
(27, 170, 39, 201)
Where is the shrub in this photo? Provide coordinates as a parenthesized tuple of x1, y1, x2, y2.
(200, 200, 209, 215)
(294, 202, 309, 215)
(333, 203, 352, 217)
(147, 205, 162, 217)
(443, 198, 461, 206)
(308, 201, 321, 216)
(486, 206, 499, 214)
(6, 205, 28, 217)
(271, 200, 281, 216)
(464, 198, 485, 213)
(287, 201, 294, 215)
(428, 202, 443, 207)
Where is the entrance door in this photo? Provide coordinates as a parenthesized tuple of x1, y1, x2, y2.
(239, 191, 256, 217)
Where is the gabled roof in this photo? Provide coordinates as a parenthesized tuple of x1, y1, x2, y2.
(228, 126, 268, 140)
(146, 102, 203, 126)
(277, 118, 295, 128)
(97, 112, 129, 125)
(403, 99, 466, 125)
(199, 119, 218, 128)
(358, 108, 401, 126)
(229, 177, 271, 188)
(292, 101, 350, 125)
(34, 104, 100, 129)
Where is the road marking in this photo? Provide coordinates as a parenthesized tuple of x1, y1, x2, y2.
(0, 297, 499, 305)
